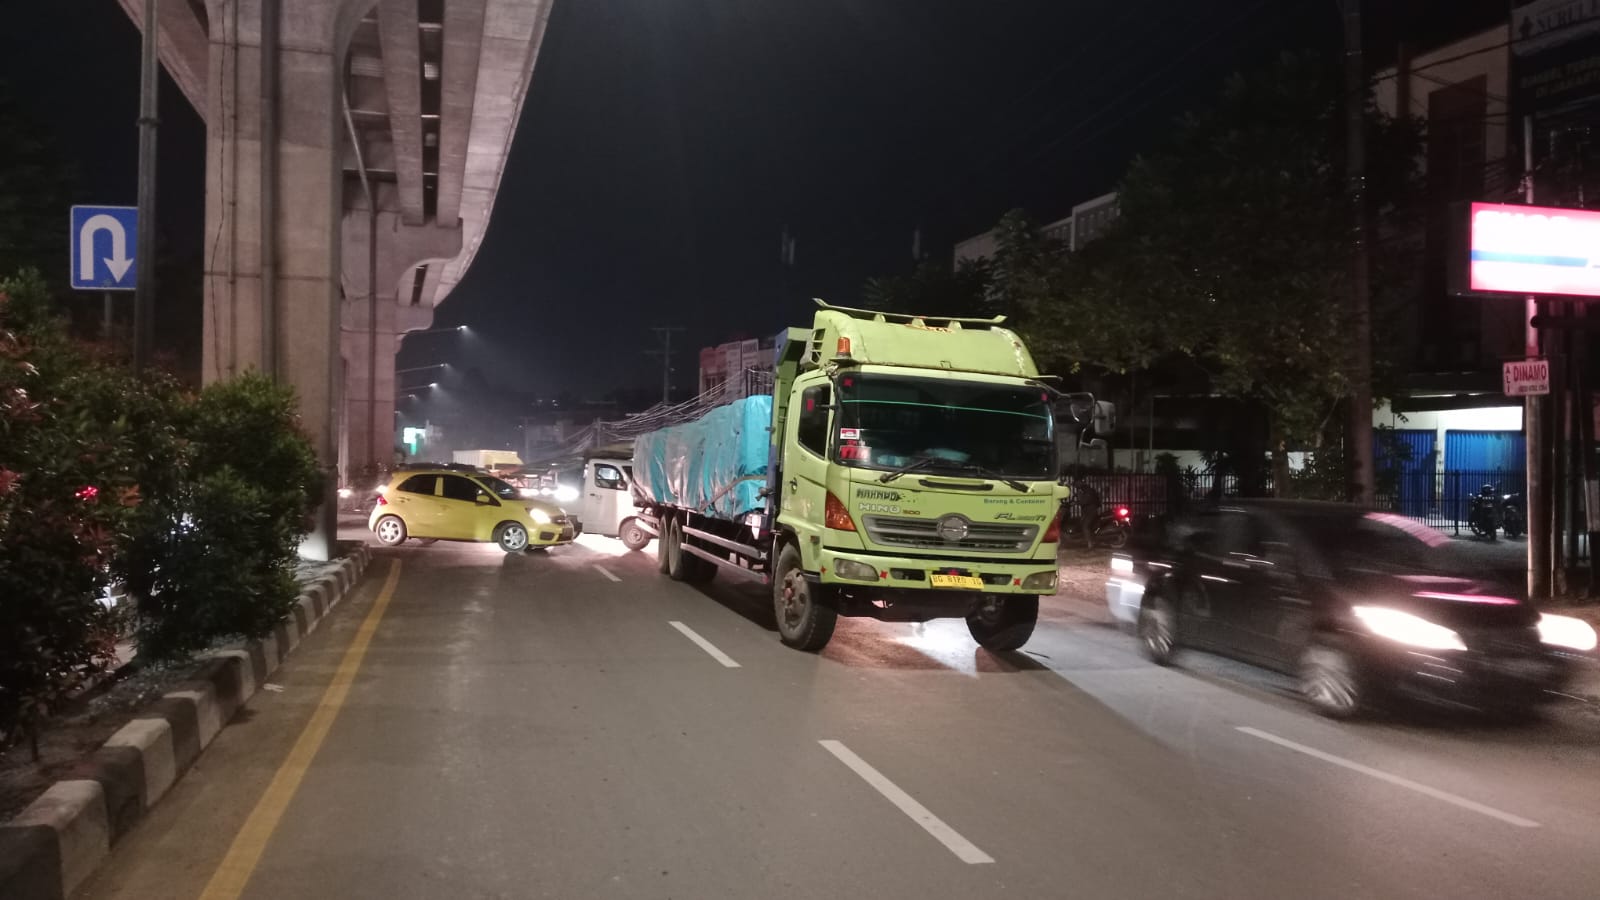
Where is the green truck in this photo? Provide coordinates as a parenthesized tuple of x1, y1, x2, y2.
(632, 301, 1075, 652)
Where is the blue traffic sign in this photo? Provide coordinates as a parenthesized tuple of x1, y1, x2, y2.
(70, 205, 138, 291)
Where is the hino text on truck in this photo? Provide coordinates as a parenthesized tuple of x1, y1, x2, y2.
(631, 301, 1081, 652)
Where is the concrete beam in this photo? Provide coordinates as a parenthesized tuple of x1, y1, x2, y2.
(434, 0, 487, 228)
(118, 0, 210, 117)
(376, 0, 427, 225)
(432, 0, 554, 307)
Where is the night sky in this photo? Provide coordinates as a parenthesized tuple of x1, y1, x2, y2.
(5, 0, 1508, 398)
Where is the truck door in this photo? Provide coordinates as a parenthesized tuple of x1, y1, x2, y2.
(778, 379, 833, 566)
(586, 461, 630, 537)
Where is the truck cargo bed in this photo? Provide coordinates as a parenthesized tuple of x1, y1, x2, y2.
(633, 395, 773, 520)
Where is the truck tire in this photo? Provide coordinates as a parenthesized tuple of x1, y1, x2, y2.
(773, 543, 836, 651)
(966, 595, 1038, 652)
(620, 518, 651, 552)
(664, 519, 688, 581)
(657, 516, 673, 574)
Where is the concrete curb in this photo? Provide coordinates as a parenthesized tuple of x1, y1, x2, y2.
(0, 545, 373, 900)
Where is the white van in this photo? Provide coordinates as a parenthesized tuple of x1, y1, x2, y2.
(581, 455, 651, 551)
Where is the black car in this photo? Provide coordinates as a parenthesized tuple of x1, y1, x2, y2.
(1111, 500, 1596, 718)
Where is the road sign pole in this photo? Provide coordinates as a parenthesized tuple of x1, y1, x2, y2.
(103, 291, 113, 342)
(1523, 115, 1551, 601)
(133, 0, 160, 370)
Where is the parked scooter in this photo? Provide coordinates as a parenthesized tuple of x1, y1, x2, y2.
(1086, 505, 1132, 549)
(1468, 484, 1503, 540)
(1500, 491, 1526, 538)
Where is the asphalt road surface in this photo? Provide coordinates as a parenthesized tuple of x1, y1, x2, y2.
(78, 535, 1600, 900)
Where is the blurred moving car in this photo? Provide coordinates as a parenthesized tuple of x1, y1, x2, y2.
(369, 467, 579, 552)
(1105, 500, 1596, 718)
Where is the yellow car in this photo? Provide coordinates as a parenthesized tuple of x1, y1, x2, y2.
(368, 467, 578, 552)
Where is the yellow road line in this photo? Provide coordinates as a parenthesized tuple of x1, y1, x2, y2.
(198, 559, 403, 900)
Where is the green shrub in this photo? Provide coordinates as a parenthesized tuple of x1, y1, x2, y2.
(0, 271, 132, 752)
(127, 373, 323, 659)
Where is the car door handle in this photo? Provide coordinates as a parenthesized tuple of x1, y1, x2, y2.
(788, 478, 798, 493)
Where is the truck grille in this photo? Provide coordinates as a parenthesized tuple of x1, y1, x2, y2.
(863, 516, 1037, 553)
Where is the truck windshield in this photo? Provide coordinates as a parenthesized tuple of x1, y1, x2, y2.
(833, 373, 1055, 479)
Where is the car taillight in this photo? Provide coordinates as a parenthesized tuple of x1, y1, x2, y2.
(1116, 506, 1130, 519)
(1041, 510, 1062, 543)
(375, 494, 387, 506)
(825, 491, 856, 531)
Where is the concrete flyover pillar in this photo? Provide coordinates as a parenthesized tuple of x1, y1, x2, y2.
(339, 210, 462, 475)
(201, 0, 373, 560)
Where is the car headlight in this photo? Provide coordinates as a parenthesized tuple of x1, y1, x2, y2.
(1109, 556, 1134, 575)
(338, 487, 353, 499)
(1352, 606, 1467, 652)
(528, 508, 552, 524)
(833, 558, 879, 582)
(1021, 570, 1058, 591)
(554, 485, 580, 503)
(519, 488, 538, 499)
(1538, 613, 1598, 652)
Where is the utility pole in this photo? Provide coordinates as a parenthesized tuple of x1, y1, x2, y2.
(1342, 0, 1375, 504)
(647, 327, 685, 404)
(133, 0, 160, 370)
(1524, 115, 1551, 601)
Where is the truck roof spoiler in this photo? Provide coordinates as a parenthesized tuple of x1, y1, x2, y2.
(812, 298, 1007, 327)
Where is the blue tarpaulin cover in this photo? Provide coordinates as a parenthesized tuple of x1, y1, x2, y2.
(633, 395, 774, 520)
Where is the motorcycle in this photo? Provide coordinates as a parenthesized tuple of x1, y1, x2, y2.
(1468, 486, 1513, 540)
(1086, 505, 1132, 549)
(1500, 491, 1526, 538)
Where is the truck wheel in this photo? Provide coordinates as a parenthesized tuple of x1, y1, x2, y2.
(966, 595, 1038, 652)
(620, 518, 651, 551)
(773, 543, 836, 651)
(665, 519, 690, 581)
(657, 517, 672, 573)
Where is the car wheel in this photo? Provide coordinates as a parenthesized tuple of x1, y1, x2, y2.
(1299, 638, 1364, 719)
(494, 521, 530, 553)
(620, 518, 651, 552)
(1137, 593, 1178, 665)
(966, 595, 1039, 652)
(374, 515, 407, 546)
(773, 543, 837, 651)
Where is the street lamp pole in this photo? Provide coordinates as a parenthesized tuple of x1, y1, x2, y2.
(133, 0, 160, 370)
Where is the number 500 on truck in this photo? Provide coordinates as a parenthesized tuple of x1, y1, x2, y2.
(632, 301, 1078, 652)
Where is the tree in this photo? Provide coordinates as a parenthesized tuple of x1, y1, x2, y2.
(1020, 52, 1423, 480)
(0, 83, 77, 285)
(861, 258, 991, 318)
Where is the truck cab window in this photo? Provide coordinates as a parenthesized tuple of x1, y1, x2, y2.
(797, 384, 832, 456)
(595, 464, 626, 491)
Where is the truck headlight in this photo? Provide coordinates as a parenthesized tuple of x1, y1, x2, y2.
(528, 508, 552, 524)
(1538, 613, 1598, 652)
(1021, 571, 1057, 591)
(833, 558, 879, 582)
(1352, 606, 1466, 652)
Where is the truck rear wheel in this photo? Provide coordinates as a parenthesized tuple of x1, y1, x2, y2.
(966, 595, 1038, 652)
(773, 543, 836, 651)
(620, 518, 651, 552)
(664, 519, 688, 581)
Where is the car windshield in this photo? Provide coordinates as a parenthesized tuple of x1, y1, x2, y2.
(833, 373, 1055, 479)
(477, 475, 522, 501)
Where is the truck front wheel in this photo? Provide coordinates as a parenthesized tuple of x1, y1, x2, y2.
(773, 543, 836, 652)
(966, 595, 1039, 652)
(620, 518, 651, 552)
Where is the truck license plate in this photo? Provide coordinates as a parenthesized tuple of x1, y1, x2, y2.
(930, 573, 984, 590)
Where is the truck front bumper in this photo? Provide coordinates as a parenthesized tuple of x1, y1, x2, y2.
(818, 547, 1059, 595)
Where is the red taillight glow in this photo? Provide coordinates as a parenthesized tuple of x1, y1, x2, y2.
(375, 494, 387, 506)
(1116, 506, 1130, 519)
(1042, 510, 1062, 543)
(824, 491, 856, 531)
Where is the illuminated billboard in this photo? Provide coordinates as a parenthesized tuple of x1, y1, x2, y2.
(1467, 202, 1600, 298)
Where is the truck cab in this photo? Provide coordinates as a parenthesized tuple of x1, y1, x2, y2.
(764, 303, 1072, 651)
(580, 452, 651, 551)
